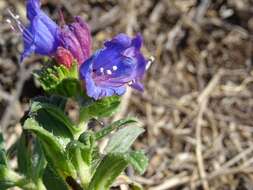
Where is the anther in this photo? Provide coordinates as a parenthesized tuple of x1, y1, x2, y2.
(100, 67, 104, 73)
(146, 56, 155, 70)
(112, 65, 117, 71)
(6, 18, 16, 31)
(6, 19, 11, 24)
(128, 81, 133, 85)
(106, 70, 112, 75)
(6, 9, 33, 42)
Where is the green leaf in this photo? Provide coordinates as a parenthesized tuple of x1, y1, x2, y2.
(24, 118, 76, 178)
(95, 118, 138, 140)
(87, 151, 148, 190)
(79, 96, 121, 122)
(29, 98, 74, 145)
(17, 132, 46, 182)
(88, 153, 129, 190)
(32, 140, 47, 179)
(105, 126, 144, 154)
(17, 132, 32, 178)
(0, 134, 4, 150)
(0, 165, 17, 190)
(30, 97, 81, 136)
(127, 151, 148, 175)
(78, 132, 96, 165)
(0, 165, 27, 190)
(0, 151, 7, 167)
(0, 134, 7, 166)
(33, 95, 67, 110)
(43, 166, 69, 190)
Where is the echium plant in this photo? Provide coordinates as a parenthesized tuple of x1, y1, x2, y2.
(0, 0, 149, 190)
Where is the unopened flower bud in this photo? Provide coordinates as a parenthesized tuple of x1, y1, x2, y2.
(55, 47, 74, 68)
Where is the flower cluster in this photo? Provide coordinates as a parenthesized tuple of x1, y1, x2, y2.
(8, 0, 147, 99)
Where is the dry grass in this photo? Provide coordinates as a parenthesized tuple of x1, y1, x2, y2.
(1, 0, 253, 189)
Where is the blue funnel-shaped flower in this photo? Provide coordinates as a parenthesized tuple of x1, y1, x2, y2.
(80, 33, 147, 100)
(20, 0, 60, 61)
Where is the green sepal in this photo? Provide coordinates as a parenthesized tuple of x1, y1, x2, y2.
(24, 118, 76, 178)
(34, 62, 82, 97)
(105, 126, 144, 153)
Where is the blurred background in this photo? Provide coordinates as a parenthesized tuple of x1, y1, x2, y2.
(1, 0, 253, 189)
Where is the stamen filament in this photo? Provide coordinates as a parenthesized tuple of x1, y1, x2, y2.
(7, 9, 34, 42)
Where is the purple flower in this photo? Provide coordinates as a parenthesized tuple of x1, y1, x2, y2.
(21, 0, 60, 61)
(8, 0, 92, 65)
(59, 16, 92, 65)
(79, 33, 147, 100)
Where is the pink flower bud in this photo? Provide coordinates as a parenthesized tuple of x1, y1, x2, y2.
(55, 47, 74, 68)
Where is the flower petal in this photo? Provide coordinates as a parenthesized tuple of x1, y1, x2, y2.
(26, 0, 41, 20)
(131, 33, 143, 49)
(104, 33, 132, 49)
(129, 80, 144, 91)
(21, 0, 59, 61)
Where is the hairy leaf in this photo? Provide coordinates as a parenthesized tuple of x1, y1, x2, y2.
(95, 118, 138, 140)
(43, 166, 69, 190)
(79, 96, 121, 122)
(105, 126, 144, 153)
(0, 134, 7, 166)
(24, 118, 76, 178)
(127, 150, 148, 175)
(31, 98, 81, 136)
(88, 153, 129, 190)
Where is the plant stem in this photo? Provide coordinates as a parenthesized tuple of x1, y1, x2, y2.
(36, 178, 47, 190)
(76, 149, 91, 189)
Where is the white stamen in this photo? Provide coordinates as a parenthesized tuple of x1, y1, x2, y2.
(6, 19, 16, 32)
(6, 19, 11, 24)
(106, 70, 112, 75)
(7, 9, 19, 20)
(100, 67, 104, 73)
(7, 9, 33, 42)
(14, 15, 20, 19)
(10, 25, 16, 32)
(146, 56, 155, 70)
(112, 65, 117, 71)
(128, 81, 133, 85)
